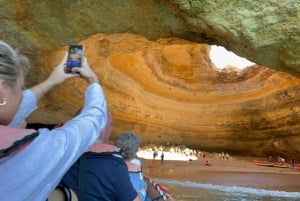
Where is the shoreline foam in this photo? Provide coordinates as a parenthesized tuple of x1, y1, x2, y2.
(140, 154, 300, 193)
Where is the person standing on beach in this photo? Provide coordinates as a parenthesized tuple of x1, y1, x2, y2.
(0, 41, 108, 201)
(161, 151, 165, 164)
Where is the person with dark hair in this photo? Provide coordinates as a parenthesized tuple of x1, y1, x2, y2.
(0, 41, 108, 201)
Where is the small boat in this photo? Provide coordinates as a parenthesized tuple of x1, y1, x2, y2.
(256, 161, 291, 168)
(272, 164, 290, 168)
(256, 161, 274, 167)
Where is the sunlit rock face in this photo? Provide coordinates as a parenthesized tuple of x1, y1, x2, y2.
(27, 33, 300, 159)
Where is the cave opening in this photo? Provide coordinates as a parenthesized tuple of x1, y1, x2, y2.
(209, 45, 255, 69)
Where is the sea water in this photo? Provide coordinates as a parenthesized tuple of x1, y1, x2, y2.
(154, 179, 300, 201)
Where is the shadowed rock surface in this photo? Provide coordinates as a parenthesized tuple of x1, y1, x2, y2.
(1, 1, 300, 158)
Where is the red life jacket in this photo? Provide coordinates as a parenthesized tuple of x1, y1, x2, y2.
(125, 160, 141, 172)
(0, 126, 38, 158)
(87, 142, 120, 153)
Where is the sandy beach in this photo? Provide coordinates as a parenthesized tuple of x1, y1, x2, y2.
(140, 153, 300, 193)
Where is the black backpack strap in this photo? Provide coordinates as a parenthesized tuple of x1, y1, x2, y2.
(77, 154, 87, 201)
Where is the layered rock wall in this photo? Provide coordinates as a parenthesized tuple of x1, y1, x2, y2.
(27, 33, 300, 159)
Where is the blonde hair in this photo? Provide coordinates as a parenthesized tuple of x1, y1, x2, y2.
(0, 41, 30, 86)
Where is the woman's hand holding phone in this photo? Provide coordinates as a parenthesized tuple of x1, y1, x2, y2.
(30, 52, 79, 100)
(64, 44, 98, 83)
(47, 53, 80, 86)
(31, 45, 98, 102)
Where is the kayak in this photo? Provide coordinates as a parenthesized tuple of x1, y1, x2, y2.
(148, 161, 160, 168)
(256, 161, 274, 167)
(273, 164, 290, 168)
(256, 161, 290, 168)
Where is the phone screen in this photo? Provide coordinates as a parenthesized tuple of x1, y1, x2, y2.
(66, 45, 84, 73)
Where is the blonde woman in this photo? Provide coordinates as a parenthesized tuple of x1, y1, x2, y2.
(0, 41, 108, 201)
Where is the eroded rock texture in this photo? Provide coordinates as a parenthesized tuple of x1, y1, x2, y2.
(27, 33, 300, 159)
(1, 1, 300, 74)
(1, 1, 300, 158)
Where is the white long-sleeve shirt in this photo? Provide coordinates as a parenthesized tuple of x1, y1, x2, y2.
(8, 89, 38, 128)
(0, 83, 107, 201)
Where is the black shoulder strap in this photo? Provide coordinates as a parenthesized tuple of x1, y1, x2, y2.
(77, 154, 87, 201)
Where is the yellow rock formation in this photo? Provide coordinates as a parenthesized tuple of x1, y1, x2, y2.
(27, 33, 300, 159)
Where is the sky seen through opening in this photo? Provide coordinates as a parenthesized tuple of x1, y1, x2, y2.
(210, 45, 255, 69)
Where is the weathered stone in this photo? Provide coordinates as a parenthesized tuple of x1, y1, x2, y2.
(1, 1, 300, 74)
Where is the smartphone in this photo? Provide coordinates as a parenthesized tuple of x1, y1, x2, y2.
(65, 44, 84, 73)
